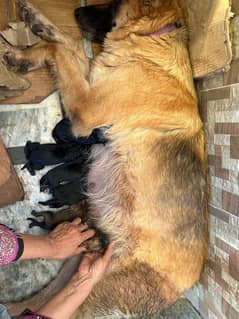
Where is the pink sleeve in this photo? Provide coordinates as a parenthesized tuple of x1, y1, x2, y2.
(0, 224, 20, 266)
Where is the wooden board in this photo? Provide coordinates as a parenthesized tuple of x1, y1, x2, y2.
(0, 137, 24, 207)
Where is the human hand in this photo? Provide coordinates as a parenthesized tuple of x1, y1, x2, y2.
(46, 218, 95, 259)
(37, 242, 115, 319)
(77, 241, 115, 286)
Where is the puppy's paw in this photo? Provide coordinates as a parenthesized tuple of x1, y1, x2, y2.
(3, 51, 33, 73)
(82, 236, 105, 252)
(27, 210, 57, 230)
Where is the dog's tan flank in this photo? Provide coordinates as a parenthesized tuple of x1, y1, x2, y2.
(4, 0, 208, 317)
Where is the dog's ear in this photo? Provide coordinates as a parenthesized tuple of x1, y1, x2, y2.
(75, 5, 114, 43)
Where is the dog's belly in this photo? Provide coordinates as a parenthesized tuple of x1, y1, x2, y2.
(86, 142, 134, 244)
(87, 143, 122, 217)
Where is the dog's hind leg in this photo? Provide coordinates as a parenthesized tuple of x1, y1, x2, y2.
(71, 260, 178, 319)
(18, 0, 77, 48)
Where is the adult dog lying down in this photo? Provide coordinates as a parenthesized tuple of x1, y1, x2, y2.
(4, 0, 208, 317)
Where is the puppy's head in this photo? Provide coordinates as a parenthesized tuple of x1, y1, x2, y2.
(75, 1, 122, 43)
(75, 0, 182, 42)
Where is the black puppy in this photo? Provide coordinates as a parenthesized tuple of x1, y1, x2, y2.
(74, 0, 121, 43)
(39, 179, 88, 208)
(23, 119, 107, 175)
(40, 158, 90, 192)
(23, 141, 87, 175)
(23, 118, 108, 208)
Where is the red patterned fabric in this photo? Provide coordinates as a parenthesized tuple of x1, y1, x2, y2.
(0, 224, 19, 266)
(17, 309, 52, 319)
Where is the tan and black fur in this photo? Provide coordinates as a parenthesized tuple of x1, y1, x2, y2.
(3, 0, 208, 317)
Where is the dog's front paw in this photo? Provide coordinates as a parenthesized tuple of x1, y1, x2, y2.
(3, 51, 33, 73)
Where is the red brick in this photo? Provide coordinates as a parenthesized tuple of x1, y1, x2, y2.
(215, 123, 239, 135)
(215, 145, 222, 156)
(215, 156, 222, 167)
(215, 274, 229, 292)
(208, 154, 216, 166)
(215, 167, 230, 180)
(209, 206, 230, 223)
(229, 251, 239, 281)
(208, 155, 222, 167)
(208, 154, 230, 179)
(222, 298, 239, 319)
(214, 256, 229, 291)
(215, 237, 233, 254)
(201, 87, 231, 101)
(230, 136, 239, 159)
(222, 191, 239, 217)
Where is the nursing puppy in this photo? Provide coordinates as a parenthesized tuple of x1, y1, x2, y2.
(4, 0, 208, 317)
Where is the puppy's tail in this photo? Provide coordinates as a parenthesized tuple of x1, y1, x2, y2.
(4, 255, 81, 316)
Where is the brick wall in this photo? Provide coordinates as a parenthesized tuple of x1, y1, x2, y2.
(185, 13, 239, 318)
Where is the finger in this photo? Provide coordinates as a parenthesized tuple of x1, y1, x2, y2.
(102, 242, 115, 263)
(58, 221, 70, 227)
(78, 252, 98, 269)
(71, 217, 81, 225)
(80, 229, 95, 241)
(78, 223, 88, 232)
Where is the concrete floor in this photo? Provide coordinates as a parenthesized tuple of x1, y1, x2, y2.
(0, 93, 64, 303)
(0, 93, 202, 318)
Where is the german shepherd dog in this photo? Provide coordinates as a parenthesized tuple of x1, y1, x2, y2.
(3, 0, 208, 317)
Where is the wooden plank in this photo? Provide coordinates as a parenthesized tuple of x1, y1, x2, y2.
(0, 137, 24, 207)
(0, 0, 8, 30)
(1, 69, 55, 104)
(86, 0, 111, 5)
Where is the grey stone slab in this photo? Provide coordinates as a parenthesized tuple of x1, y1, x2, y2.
(0, 93, 62, 147)
(7, 146, 26, 165)
(0, 93, 64, 303)
(141, 299, 202, 319)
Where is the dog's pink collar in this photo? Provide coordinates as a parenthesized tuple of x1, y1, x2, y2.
(144, 23, 178, 36)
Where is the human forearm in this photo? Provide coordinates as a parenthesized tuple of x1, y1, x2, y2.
(20, 233, 54, 260)
(20, 219, 94, 260)
(37, 274, 94, 319)
(0, 220, 95, 264)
